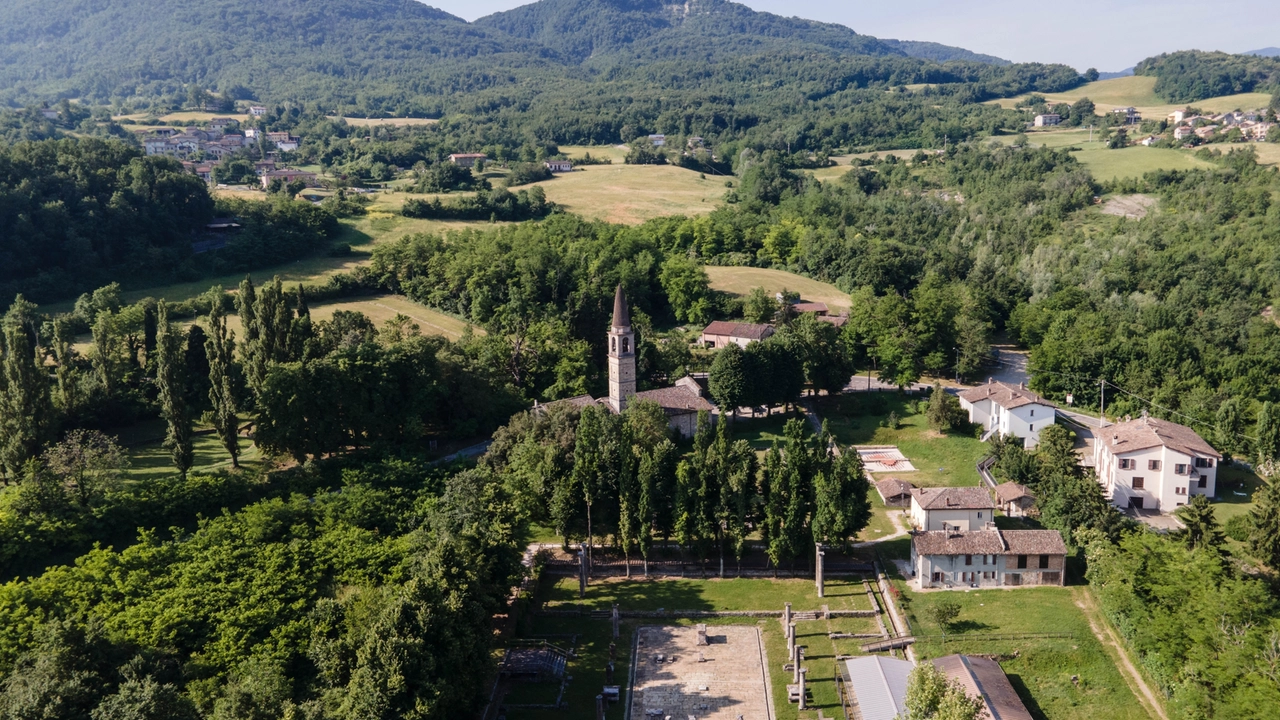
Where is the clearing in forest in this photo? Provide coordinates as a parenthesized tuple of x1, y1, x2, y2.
(704, 267, 851, 312)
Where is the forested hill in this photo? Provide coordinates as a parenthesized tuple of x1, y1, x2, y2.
(1135, 50, 1280, 102)
(0, 0, 1014, 111)
(472, 0, 900, 63)
(0, 0, 561, 108)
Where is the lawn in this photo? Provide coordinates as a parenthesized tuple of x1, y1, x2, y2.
(897, 585, 1153, 720)
(704, 266, 852, 312)
(990, 75, 1272, 118)
(1212, 463, 1263, 523)
(513, 575, 889, 720)
(537, 576, 872, 613)
(122, 424, 264, 483)
(857, 492, 904, 543)
(558, 144, 630, 163)
(988, 128, 1216, 181)
(47, 211, 490, 314)
(527, 163, 721, 224)
(199, 294, 479, 342)
(816, 393, 988, 488)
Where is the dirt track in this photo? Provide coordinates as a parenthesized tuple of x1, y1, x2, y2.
(1072, 587, 1168, 720)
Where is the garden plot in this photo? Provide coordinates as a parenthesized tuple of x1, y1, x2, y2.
(856, 446, 917, 473)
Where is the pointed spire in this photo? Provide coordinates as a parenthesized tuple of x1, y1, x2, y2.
(611, 284, 630, 328)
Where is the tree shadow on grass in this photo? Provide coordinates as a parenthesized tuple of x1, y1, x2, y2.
(949, 619, 996, 634)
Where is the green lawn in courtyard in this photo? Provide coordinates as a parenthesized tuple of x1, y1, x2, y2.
(858, 492, 904, 542)
(537, 576, 872, 612)
(895, 584, 1151, 720)
(816, 392, 989, 487)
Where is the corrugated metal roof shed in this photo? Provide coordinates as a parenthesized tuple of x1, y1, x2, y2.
(844, 655, 915, 720)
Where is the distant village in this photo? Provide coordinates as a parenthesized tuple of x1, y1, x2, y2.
(1034, 104, 1276, 147)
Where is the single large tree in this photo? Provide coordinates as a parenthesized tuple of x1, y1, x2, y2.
(708, 342, 748, 418)
(155, 304, 194, 478)
(1177, 495, 1225, 552)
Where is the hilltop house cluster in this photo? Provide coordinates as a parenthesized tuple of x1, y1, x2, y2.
(883, 378, 1223, 586)
(1164, 108, 1274, 143)
(138, 119, 311, 187)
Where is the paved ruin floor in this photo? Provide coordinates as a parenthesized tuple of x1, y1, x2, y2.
(856, 446, 917, 473)
(630, 625, 773, 720)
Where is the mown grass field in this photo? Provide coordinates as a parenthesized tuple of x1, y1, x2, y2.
(817, 393, 988, 488)
(991, 75, 1272, 118)
(123, 426, 264, 483)
(538, 576, 871, 613)
(527, 163, 721, 224)
(200, 294, 479, 342)
(988, 128, 1216, 180)
(897, 584, 1153, 720)
(704, 266, 851, 312)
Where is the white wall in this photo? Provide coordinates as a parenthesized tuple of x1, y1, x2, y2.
(1095, 443, 1218, 513)
(909, 499, 992, 531)
(962, 398, 1054, 447)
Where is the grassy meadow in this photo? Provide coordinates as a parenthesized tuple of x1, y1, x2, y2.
(991, 75, 1272, 118)
(704, 266, 851, 312)
(897, 584, 1155, 720)
(988, 127, 1217, 180)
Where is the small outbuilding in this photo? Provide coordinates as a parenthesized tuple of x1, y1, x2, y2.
(933, 655, 1034, 720)
(843, 655, 914, 720)
(699, 321, 775, 349)
(545, 159, 573, 173)
(994, 482, 1036, 517)
(875, 477, 915, 507)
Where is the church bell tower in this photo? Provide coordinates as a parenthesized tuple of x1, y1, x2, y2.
(607, 284, 637, 412)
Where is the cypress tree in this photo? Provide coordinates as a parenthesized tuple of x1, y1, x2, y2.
(206, 294, 240, 468)
(1250, 479, 1280, 568)
(708, 343, 748, 419)
(1257, 401, 1280, 467)
(155, 304, 194, 478)
(236, 276, 265, 397)
(0, 319, 52, 480)
(50, 317, 79, 413)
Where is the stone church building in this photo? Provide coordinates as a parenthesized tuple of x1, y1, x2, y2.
(542, 285, 715, 437)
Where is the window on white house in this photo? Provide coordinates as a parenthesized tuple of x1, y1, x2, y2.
(1175, 487, 1187, 495)
(1175, 464, 1187, 475)
(1030, 409, 1034, 417)
(1132, 477, 1145, 489)
(1149, 460, 1161, 471)
(1120, 459, 1135, 470)
(1195, 458, 1214, 468)
(1198, 477, 1207, 488)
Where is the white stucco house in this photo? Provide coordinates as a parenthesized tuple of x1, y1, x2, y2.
(908, 487, 995, 532)
(1094, 414, 1221, 513)
(958, 380, 1056, 447)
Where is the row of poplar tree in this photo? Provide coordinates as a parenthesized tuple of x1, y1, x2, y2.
(0, 276, 331, 482)
(485, 400, 873, 574)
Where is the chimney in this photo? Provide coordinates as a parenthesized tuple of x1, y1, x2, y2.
(1019, 381, 1025, 389)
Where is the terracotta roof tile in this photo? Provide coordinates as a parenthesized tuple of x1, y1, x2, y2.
(932, 655, 1034, 720)
(958, 380, 1054, 411)
(1103, 415, 1221, 459)
(876, 477, 915, 498)
(912, 529, 1065, 557)
(910, 486, 994, 511)
(633, 386, 716, 414)
(700, 321, 774, 341)
(994, 482, 1033, 504)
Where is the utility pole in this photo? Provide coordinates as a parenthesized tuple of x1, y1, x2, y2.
(1099, 378, 1106, 425)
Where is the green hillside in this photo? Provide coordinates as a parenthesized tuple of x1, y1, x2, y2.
(1135, 50, 1280, 102)
(0, 0, 1028, 113)
(473, 0, 899, 63)
(0, 0, 559, 107)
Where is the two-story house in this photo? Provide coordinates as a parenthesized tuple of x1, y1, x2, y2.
(958, 380, 1056, 447)
(1093, 414, 1221, 513)
(908, 487, 995, 531)
(911, 528, 1067, 589)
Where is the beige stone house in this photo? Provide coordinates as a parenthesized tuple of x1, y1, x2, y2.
(910, 528, 1067, 589)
